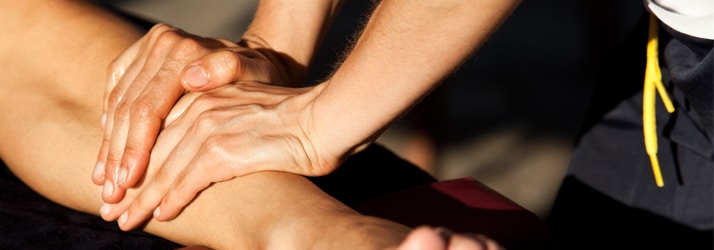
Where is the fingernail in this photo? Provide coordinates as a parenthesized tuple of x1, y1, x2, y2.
(184, 64, 208, 88)
(103, 180, 114, 198)
(153, 206, 161, 218)
(118, 211, 128, 226)
(92, 162, 105, 181)
(117, 167, 127, 186)
(100, 203, 111, 217)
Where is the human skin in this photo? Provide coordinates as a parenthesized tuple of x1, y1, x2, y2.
(0, 1, 413, 249)
(94, 1, 345, 203)
(92, 22, 291, 204)
(97, 0, 521, 227)
(0, 1, 503, 249)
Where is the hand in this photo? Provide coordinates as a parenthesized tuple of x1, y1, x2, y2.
(92, 23, 289, 203)
(99, 81, 344, 230)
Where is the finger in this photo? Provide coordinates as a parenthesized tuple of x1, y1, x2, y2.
(181, 49, 276, 91)
(94, 37, 147, 186)
(91, 139, 109, 185)
(96, 25, 173, 186)
(98, 119, 191, 225)
(103, 32, 144, 117)
(153, 164, 211, 222)
(102, 100, 132, 203)
(164, 91, 202, 126)
(104, 23, 179, 117)
(118, 36, 214, 189)
(98, 61, 144, 190)
(106, 91, 213, 223)
(155, 136, 232, 221)
(115, 176, 170, 231)
(99, 167, 170, 230)
(152, 106, 245, 221)
(103, 64, 161, 203)
(104, 28, 184, 192)
(118, 122, 205, 230)
(102, 24, 176, 135)
(117, 69, 185, 189)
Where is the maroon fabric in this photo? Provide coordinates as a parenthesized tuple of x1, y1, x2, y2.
(354, 177, 560, 250)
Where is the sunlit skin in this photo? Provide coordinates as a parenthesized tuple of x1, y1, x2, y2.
(95, 0, 521, 230)
(0, 0, 509, 249)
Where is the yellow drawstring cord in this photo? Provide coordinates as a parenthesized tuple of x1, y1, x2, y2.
(643, 14, 675, 187)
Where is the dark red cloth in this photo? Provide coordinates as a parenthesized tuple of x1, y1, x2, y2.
(355, 177, 559, 250)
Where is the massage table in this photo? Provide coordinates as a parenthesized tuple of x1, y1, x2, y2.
(0, 144, 557, 249)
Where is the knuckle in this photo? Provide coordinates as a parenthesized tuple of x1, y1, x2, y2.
(203, 135, 228, 157)
(176, 37, 202, 52)
(171, 175, 191, 197)
(194, 110, 221, 132)
(122, 143, 141, 158)
(157, 27, 181, 40)
(99, 138, 112, 154)
(150, 23, 174, 34)
(106, 90, 123, 112)
(154, 29, 183, 50)
(216, 50, 240, 66)
(147, 68, 171, 85)
(245, 103, 264, 113)
(114, 101, 132, 122)
(99, 136, 110, 148)
(170, 38, 204, 61)
(129, 97, 156, 121)
(132, 194, 151, 209)
(215, 50, 241, 76)
(163, 192, 185, 216)
(105, 152, 122, 170)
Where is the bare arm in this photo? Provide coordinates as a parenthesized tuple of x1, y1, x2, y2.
(0, 1, 506, 249)
(0, 1, 409, 248)
(241, 0, 344, 84)
(105, 0, 521, 224)
(312, 0, 521, 159)
(95, 0, 347, 202)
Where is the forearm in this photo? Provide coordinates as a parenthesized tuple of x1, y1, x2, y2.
(311, 0, 519, 156)
(0, 1, 408, 248)
(242, 0, 344, 84)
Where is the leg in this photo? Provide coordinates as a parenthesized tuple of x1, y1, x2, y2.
(0, 1, 409, 249)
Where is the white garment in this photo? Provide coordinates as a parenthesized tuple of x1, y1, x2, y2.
(645, 0, 714, 39)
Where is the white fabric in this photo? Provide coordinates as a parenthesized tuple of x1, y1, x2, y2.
(645, 0, 714, 39)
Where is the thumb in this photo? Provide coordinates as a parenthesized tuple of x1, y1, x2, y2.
(181, 50, 275, 91)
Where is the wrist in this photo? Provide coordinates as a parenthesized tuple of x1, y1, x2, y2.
(305, 81, 380, 169)
(238, 34, 308, 87)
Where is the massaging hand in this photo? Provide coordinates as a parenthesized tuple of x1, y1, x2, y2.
(92, 23, 287, 203)
(99, 81, 343, 230)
